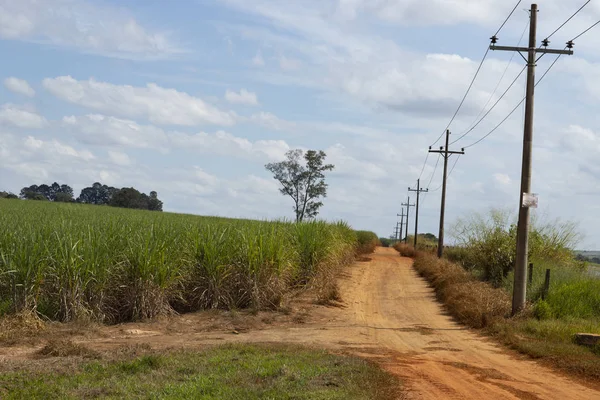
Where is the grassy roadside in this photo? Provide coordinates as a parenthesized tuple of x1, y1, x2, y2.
(398, 249, 600, 381)
(0, 343, 403, 400)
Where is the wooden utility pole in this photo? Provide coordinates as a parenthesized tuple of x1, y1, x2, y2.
(401, 197, 415, 244)
(429, 130, 464, 258)
(397, 210, 406, 242)
(408, 179, 428, 248)
(490, 3, 573, 315)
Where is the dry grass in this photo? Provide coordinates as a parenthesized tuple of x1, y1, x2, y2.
(394, 243, 417, 258)
(35, 339, 100, 359)
(413, 253, 511, 328)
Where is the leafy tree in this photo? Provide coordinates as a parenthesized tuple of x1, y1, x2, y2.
(147, 191, 163, 211)
(55, 192, 74, 202)
(0, 191, 18, 199)
(109, 188, 163, 211)
(20, 182, 74, 201)
(265, 149, 334, 222)
(77, 182, 118, 205)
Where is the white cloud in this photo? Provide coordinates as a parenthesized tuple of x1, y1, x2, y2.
(279, 55, 301, 71)
(0, 0, 183, 60)
(62, 114, 169, 150)
(3, 77, 35, 97)
(225, 89, 259, 106)
(252, 51, 265, 67)
(170, 130, 289, 161)
(249, 112, 296, 131)
(108, 151, 132, 166)
(493, 173, 511, 186)
(22, 135, 95, 161)
(0, 104, 47, 128)
(44, 76, 237, 127)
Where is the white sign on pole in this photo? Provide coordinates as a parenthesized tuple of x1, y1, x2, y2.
(522, 193, 538, 208)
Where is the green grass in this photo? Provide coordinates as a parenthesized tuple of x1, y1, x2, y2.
(0, 344, 402, 399)
(0, 199, 357, 323)
(488, 318, 600, 379)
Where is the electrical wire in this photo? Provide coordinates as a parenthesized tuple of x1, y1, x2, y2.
(417, 0, 524, 180)
(544, 0, 591, 41)
(494, 0, 523, 37)
(430, 47, 490, 148)
(457, 20, 529, 142)
(570, 19, 600, 41)
(450, 64, 526, 145)
(425, 154, 441, 190)
(463, 51, 564, 149)
(430, 156, 461, 192)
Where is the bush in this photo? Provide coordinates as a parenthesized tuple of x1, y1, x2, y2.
(533, 300, 554, 320)
(413, 253, 511, 328)
(450, 209, 581, 287)
(393, 243, 416, 258)
(379, 238, 393, 248)
(355, 231, 379, 255)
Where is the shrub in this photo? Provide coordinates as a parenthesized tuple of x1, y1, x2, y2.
(393, 243, 416, 258)
(533, 300, 554, 320)
(413, 253, 511, 328)
(355, 231, 379, 254)
(450, 209, 581, 287)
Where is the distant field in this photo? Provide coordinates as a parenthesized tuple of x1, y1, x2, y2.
(0, 199, 357, 323)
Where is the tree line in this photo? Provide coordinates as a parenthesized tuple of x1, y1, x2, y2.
(1, 182, 163, 211)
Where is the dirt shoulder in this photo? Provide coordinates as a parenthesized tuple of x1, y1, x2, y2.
(2, 247, 599, 399)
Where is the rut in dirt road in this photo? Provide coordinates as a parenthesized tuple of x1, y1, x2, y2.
(345, 247, 600, 400)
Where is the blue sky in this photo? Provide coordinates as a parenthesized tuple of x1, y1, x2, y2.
(1, 0, 600, 248)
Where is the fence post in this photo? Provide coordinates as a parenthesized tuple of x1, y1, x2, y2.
(542, 269, 551, 300)
(528, 263, 534, 285)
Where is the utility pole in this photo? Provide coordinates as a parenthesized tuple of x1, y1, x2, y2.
(401, 197, 415, 244)
(394, 223, 400, 241)
(490, 3, 573, 315)
(429, 130, 464, 258)
(397, 210, 406, 243)
(408, 179, 428, 248)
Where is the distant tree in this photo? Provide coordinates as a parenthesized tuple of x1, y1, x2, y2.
(109, 187, 145, 209)
(0, 191, 18, 199)
(108, 187, 162, 211)
(265, 149, 334, 222)
(77, 182, 117, 205)
(55, 192, 74, 202)
(20, 182, 74, 201)
(147, 191, 163, 211)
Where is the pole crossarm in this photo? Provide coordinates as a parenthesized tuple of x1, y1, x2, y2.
(490, 45, 573, 55)
(408, 179, 428, 248)
(402, 197, 415, 245)
(427, 130, 465, 258)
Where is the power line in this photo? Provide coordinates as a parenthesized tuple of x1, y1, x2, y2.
(494, 0, 523, 37)
(543, 0, 591, 42)
(425, 154, 441, 190)
(431, 156, 461, 192)
(416, 0, 524, 180)
(450, 64, 526, 145)
(571, 19, 600, 41)
(431, 47, 490, 147)
(460, 20, 529, 138)
(463, 51, 564, 149)
(417, 152, 430, 181)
